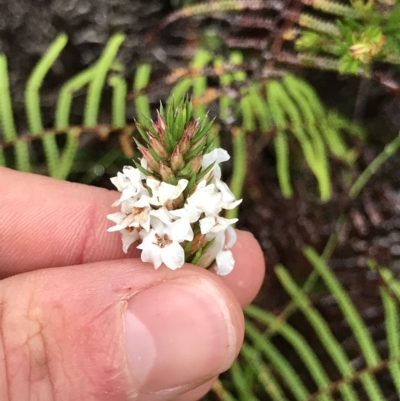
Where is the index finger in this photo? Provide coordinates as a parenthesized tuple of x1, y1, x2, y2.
(0, 167, 265, 303)
(0, 166, 140, 276)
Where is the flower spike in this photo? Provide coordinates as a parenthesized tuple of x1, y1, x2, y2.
(107, 99, 242, 275)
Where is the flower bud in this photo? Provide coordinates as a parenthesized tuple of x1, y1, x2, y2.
(177, 154, 203, 177)
(152, 110, 167, 142)
(149, 133, 168, 159)
(138, 145, 160, 173)
(159, 162, 177, 184)
(171, 146, 185, 172)
(178, 119, 200, 154)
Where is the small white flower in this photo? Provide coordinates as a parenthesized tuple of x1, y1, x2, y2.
(196, 226, 237, 275)
(138, 218, 193, 269)
(199, 215, 238, 235)
(111, 166, 148, 206)
(186, 181, 222, 216)
(107, 195, 152, 233)
(147, 178, 188, 208)
(215, 179, 242, 209)
(107, 212, 140, 253)
(169, 204, 201, 223)
(196, 230, 225, 268)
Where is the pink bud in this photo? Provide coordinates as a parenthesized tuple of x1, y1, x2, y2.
(171, 146, 185, 172)
(152, 110, 166, 141)
(159, 162, 175, 183)
(189, 154, 202, 174)
(138, 146, 160, 173)
(149, 133, 168, 158)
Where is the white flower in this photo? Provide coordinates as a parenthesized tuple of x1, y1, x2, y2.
(138, 217, 194, 269)
(106, 212, 140, 253)
(196, 226, 237, 275)
(107, 144, 241, 275)
(186, 181, 222, 216)
(111, 166, 148, 206)
(202, 148, 230, 181)
(169, 204, 201, 223)
(147, 178, 188, 208)
(199, 215, 238, 235)
(215, 179, 242, 209)
(196, 230, 225, 268)
(107, 195, 152, 233)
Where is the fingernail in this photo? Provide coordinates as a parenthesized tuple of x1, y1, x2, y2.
(124, 277, 241, 394)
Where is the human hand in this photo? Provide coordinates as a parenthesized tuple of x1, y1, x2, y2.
(0, 166, 265, 401)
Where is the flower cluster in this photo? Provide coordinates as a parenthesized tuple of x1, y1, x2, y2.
(107, 101, 241, 275)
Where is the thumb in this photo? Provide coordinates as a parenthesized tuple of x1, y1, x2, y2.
(0, 260, 243, 401)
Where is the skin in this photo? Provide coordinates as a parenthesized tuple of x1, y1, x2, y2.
(0, 166, 265, 401)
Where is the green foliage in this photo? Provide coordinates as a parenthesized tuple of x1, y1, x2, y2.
(0, 33, 148, 180)
(168, 0, 400, 76)
(295, 0, 400, 75)
(208, 249, 400, 401)
(0, 36, 363, 208)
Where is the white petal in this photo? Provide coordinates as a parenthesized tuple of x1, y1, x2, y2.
(199, 216, 215, 234)
(196, 231, 224, 268)
(148, 178, 188, 206)
(134, 195, 151, 207)
(161, 242, 185, 270)
(146, 177, 161, 193)
(170, 205, 201, 223)
(121, 229, 139, 253)
(123, 165, 142, 184)
(225, 225, 237, 248)
(215, 249, 235, 276)
(149, 214, 167, 233)
(169, 219, 193, 242)
(202, 148, 230, 170)
(107, 212, 126, 225)
(139, 242, 163, 269)
(150, 207, 173, 225)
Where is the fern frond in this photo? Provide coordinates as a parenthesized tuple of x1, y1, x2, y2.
(267, 78, 332, 200)
(246, 304, 337, 401)
(212, 379, 237, 401)
(109, 74, 128, 128)
(275, 264, 359, 400)
(241, 343, 289, 401)
(349, 134, 400, 198)
(133, 63, 152, 123)
(380, 271, 400, 397)
(274, 130, 293, 198)
(0, 55, 29, 171)
(246, 320, 311, 400)
(304, 247, 385, 401)
(230, 358, 259, 401)
(55, 67, 95, 179)
(226, 126, 246, 220)
(25, 33, 68, 175)
(85, 33, 125, 126)
(303, 0, 360, 18)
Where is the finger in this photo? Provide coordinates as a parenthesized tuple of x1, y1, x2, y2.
(0, 259, 243, 401)
(175, 377, 217, 401)
(0, 168, 264, 287)
(0, 167, 140, 276)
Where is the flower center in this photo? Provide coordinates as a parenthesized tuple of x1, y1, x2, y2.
(132, 206, 146, 216)
(154, 233, 173, 248)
